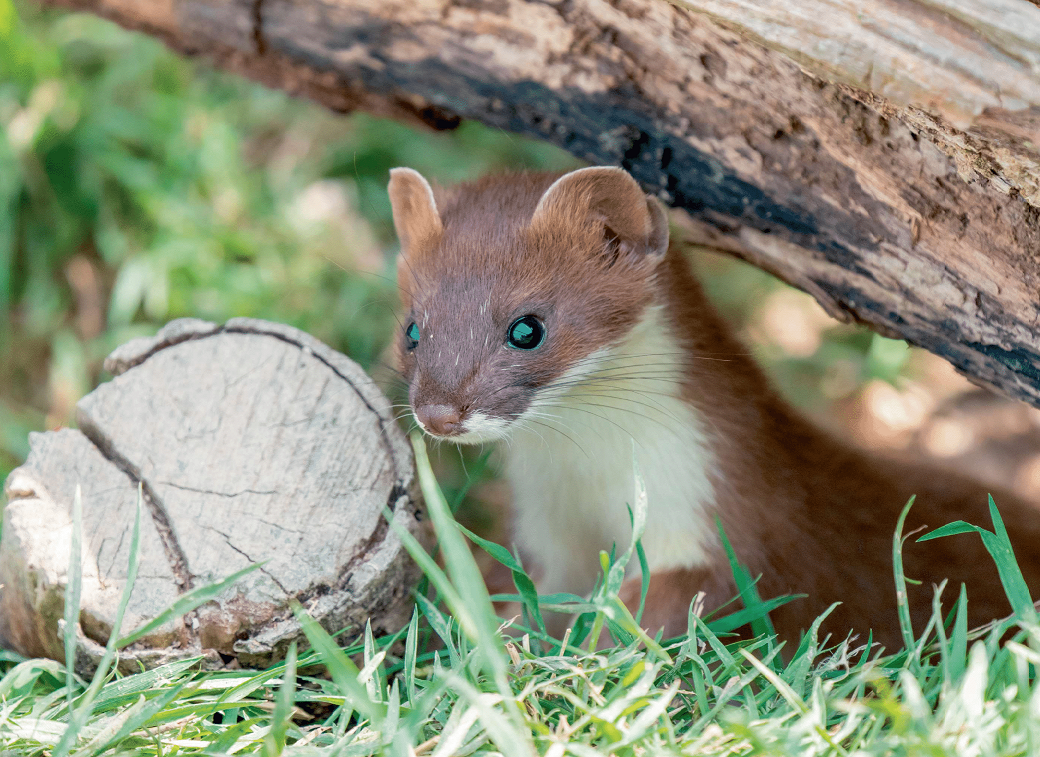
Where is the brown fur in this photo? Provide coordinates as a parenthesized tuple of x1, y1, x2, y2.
(389, 166, 1040, 652)
(632, 249, 1040, 648)
(391, 169, 665, 429)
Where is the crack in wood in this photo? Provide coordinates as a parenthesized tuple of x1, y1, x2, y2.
(74, 416, 196, 593)
(104, 320, 220, 375)
(289, 484, 408, 609)
(157, 481, 279, 498)
(96, 319, 419, 608)
(221, 323, 410, 489)
(203, 524, 290, 595)
(107, 320, 410, 495)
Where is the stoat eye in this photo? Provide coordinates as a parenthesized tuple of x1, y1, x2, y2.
(506, 315, 545, 350)
(405, 322, 420, 350)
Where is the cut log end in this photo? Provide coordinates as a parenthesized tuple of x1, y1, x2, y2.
(0, 318, 429, 674)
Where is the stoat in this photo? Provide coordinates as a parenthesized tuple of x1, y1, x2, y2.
(387, 165, 1040, 650)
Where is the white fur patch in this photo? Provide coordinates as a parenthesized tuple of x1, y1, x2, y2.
(504, 306, 717, 597)
(415, 410, 509, 445)
(454, 412, 512, 445)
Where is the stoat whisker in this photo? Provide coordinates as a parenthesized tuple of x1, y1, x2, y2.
(574, 350, 741, 364)
(513, 416, 590, 459)
(543, 378, 690, 416)
(538, 377, 679, 409)
(372, 372, 407, 390)
(349, 297, 403, 325)
(371, 359, 408, 377)
(546, 371, 685, 386)
(483, 379, 540, 401)
(545, 372, 689, 391)
(561, 357, 690, 372)
(543, 389, 682, 424)
(329, 259, 431, 311)
(574, 351, 685, 364)
(509, 417, 556, 461)
(370, 364, 410, 391)
(456, 445, 472, 478)
(522, 405, 599, 437)
(539, 399, 686, 442)
(541, 384, 688, 409)
(569, 369, 690, 380)
(565, 380, 727, 439)
(393, 249, 434, 311)
(547, 373, 688, 389)
(577, 358, 690, 371)
(320, 258, 429, 317)
(521, 408, 587, 443)
(568, 359, 687, 373)
(531, 402, 651, 449)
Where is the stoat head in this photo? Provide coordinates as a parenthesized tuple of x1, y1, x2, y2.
(389, 166, 669, 443)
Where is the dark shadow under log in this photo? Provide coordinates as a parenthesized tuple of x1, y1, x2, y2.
(30, 0, 1040, 410)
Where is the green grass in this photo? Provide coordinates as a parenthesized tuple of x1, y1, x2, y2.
(2, 2, 1036, 754)
(2, 437, 1039, 756)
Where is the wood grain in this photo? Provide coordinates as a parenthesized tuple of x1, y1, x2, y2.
(31, 0, 1040, 411)
(0, 318, 428, 673)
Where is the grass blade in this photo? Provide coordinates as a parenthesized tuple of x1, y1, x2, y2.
(950, 583, 969, 681)
(892, 496, 917, 653)
(54, 483, 145, 757)
(717, 515, 776, 640)
(918, 497, 1035, 621)
(292, 604, 383, 725)
(458, 522, 546, 635)
(264, 642, 297, 756)
(407, 433, 534, 757)
(63, 484, 83, 707)
(404, 607, 419, 703)
(984, 495, 1035, 621)
(118, 561, 262, 648)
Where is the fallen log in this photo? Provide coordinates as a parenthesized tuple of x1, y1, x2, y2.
(31, 0, 1040, 411)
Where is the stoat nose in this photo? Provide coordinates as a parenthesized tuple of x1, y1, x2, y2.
(415, 404, 463, 436)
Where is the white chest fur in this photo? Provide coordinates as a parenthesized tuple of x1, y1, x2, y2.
(504, 306, 718, 596)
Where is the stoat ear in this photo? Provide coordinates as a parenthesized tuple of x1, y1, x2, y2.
(388, 167, 443, 251)
(530, 166, 668, 261)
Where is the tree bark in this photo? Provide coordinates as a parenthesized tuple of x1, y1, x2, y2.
(34, 0, 1040, 408)
(0, 318, 427, 673)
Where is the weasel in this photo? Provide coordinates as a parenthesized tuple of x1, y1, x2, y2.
(387, 165, 1040, 650)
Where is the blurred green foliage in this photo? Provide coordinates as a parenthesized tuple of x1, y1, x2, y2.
(0, 0, 910, 487)
(0, 0, 578, 482)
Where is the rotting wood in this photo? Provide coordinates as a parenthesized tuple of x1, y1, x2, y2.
(30, 0, 1040, 410)
(0, 318, 429, 674)
(672, 0, 1040, 203)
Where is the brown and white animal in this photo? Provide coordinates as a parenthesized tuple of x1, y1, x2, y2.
(387, 165, 1040, 650)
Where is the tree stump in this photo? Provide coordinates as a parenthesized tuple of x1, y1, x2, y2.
(0, 318, 428, 674)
